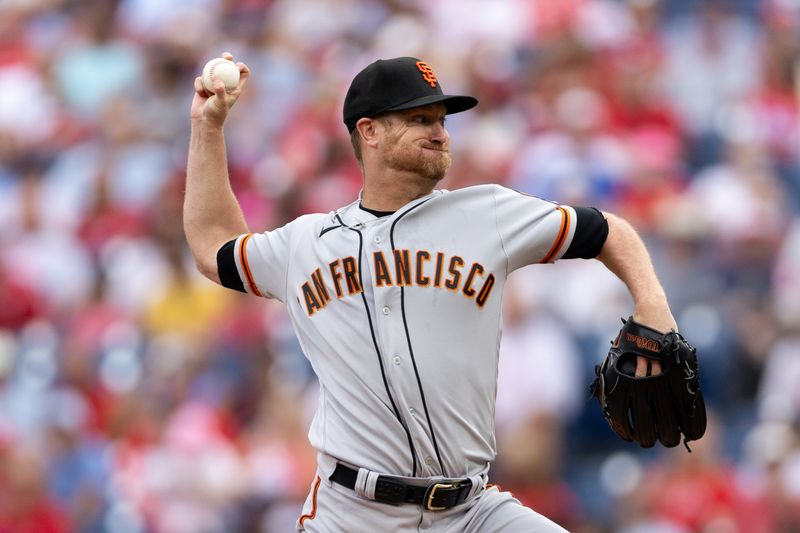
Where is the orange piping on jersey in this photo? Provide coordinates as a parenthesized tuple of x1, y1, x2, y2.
(239, 233, 262, 296)
(540, 206, 570, 264)
(299, 475, 321, 527)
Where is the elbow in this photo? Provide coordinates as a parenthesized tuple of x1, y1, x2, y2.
(189, 246, 222, 284)
(184, 226, 225, 284)
(195, 257, 221, 284)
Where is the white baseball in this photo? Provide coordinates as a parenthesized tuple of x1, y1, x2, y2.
(202, 58, 240, 93)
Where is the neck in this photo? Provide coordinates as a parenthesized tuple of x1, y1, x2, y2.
(360, 167, 437, 212)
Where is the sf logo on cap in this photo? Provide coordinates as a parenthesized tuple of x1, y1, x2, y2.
(416, 61, 438, 88)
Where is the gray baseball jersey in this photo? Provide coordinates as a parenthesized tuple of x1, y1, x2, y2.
(218, 184, 605, 480)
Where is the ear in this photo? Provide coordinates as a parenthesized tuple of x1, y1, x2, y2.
(355, 117, 380, 149)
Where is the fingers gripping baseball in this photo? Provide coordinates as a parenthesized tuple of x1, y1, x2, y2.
(191, 52, 250, 127)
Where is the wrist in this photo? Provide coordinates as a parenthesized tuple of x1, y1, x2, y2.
(191, 117, 225, 132)
(632, 301, 677, 333)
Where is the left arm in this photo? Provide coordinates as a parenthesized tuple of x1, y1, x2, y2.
(596, 212, 677, 376)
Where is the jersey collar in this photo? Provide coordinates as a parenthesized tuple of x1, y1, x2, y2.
(334, 190, 444, 228)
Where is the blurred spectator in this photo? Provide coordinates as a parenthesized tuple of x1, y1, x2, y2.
(494, 413, 589, 532)
(0, 444, 72, 533)
(2, 167, 95, 313)
(772, 219, 800, 328)
(758, 331, 800, 425)
(53, 1, 145, 119)
(663, 1, 761, 167)
(0, 265, 46, 331)
(495, 284, 583, 431)
(142, 240, 232, 342)
(44, 388, 108, 533)
(739, 420, 800, 533)
(139, 402, 246, 533)
(240, 384, 318, 531)
(616, 414, 758, 532)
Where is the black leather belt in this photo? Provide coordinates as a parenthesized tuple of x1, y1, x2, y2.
(330, 463, 473, 511)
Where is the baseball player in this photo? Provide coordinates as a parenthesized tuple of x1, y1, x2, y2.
(185, 53, 677, 532)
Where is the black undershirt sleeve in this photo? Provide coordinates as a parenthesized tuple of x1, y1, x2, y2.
(217, 239, 246, 292)
(562, 207, 609, 260)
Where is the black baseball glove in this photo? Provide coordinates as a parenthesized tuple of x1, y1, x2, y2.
(590, 317, 707, 451)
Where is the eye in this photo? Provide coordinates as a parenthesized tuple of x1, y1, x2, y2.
(409, 115, 446, 126)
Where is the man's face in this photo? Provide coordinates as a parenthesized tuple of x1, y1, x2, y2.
(377, 104, 451, 182)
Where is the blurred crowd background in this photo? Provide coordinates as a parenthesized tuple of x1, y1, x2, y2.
(1, 0, 800, 531)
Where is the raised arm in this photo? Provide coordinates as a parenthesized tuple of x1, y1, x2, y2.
(596, 212, 677, 376)
(184, 52, 250, 283)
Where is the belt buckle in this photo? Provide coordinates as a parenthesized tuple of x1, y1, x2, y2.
(425, 482, 455, 511)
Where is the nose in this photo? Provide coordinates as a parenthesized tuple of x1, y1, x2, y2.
(429, 121, 448, 145)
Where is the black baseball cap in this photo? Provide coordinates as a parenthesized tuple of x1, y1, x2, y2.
(343, 57, 478, 133)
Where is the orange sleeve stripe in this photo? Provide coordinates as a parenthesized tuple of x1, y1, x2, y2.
(299, 475, 321, 527)
(540, 206, 570, 264)
(239, 233, 262, 297)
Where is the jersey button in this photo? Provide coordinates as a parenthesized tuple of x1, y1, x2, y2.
(409, 407, 416, 415)
(382, 306, 390, 315)
(425, 456, 434, 466)
(393, 356, 401, 365)
(374, 236, 382, 244)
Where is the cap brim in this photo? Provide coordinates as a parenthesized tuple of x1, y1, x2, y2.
(385, 94, 478, 116)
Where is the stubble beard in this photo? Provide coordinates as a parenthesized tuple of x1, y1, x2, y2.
(382, 135, 451, 183)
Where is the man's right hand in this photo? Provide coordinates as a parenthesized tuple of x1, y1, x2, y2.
(191, 52, 250, 128)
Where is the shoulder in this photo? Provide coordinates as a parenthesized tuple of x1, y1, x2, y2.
(422, 185, 555, 218)
(295, 212, 333, 227)
(443, 184, 503, 196)
(441, 184, 543, 198)
(436, 184, 556, 207)
(433, 184, 506, 205)
(263, 211, 344, 236)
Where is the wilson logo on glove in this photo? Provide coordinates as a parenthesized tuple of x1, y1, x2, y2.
(624, 333, 661, 353)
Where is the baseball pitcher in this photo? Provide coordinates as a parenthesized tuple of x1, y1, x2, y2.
(184, 53, 705, 532)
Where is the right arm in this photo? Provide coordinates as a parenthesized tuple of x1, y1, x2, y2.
(184, 52, 250, 283)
